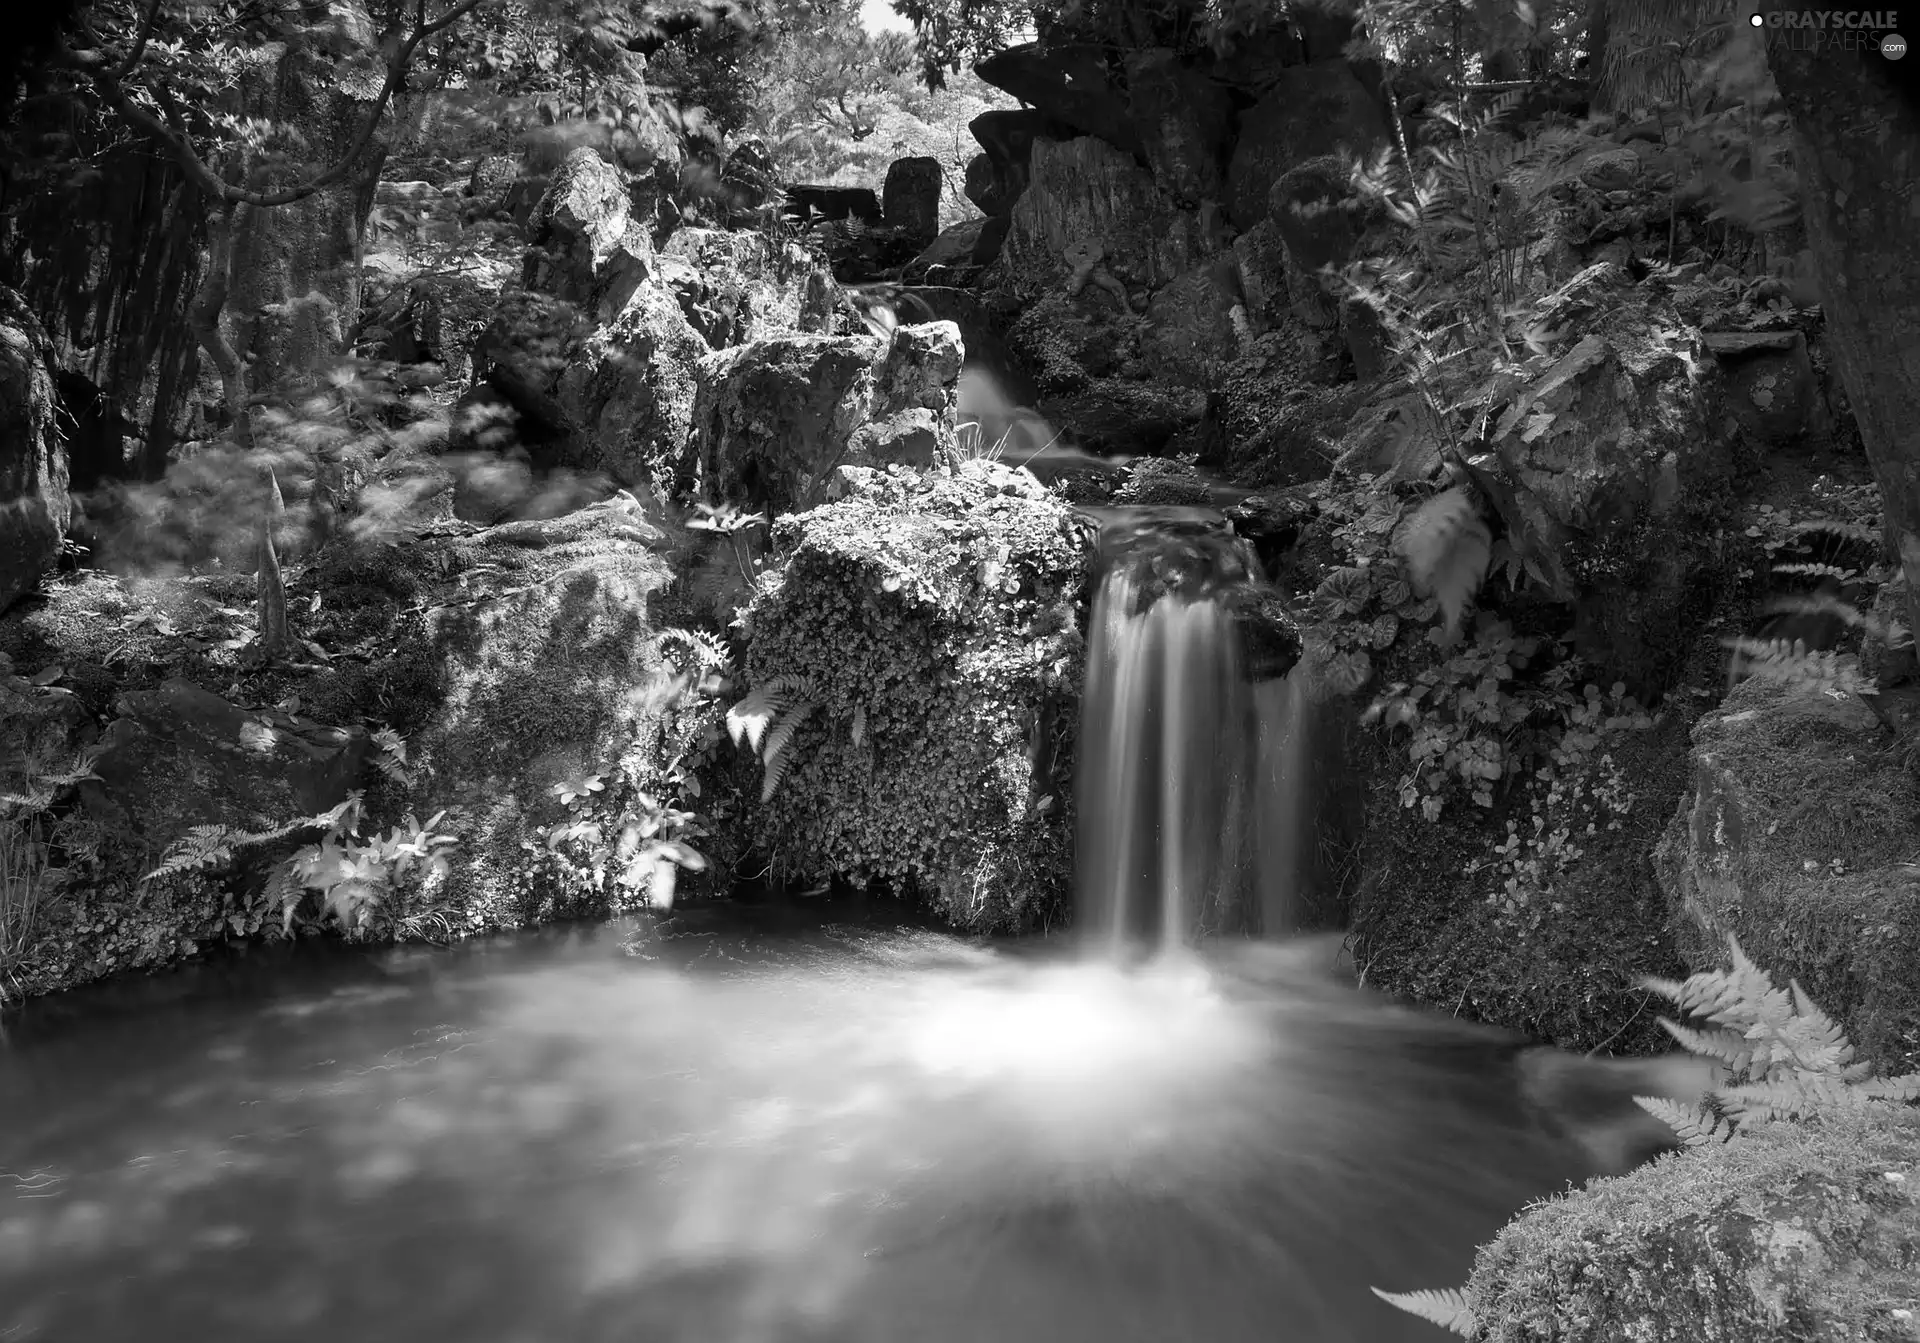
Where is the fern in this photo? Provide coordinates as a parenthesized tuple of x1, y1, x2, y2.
(728, 676, 823, 803)
(656, 626, 733, 673)
(1397, 487, 1492, 638)
(1370, 1286, 1478, 1337)
(144, 794, 363, 882)
(1636, 933, 1920, 1141)
(758, 701, 820, 802)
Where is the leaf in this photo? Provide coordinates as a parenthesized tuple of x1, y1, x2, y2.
(850, 703, 866, 748)
(1369, 1286, 1477, 1337)
(1396, 489, 1491, 639)
(29, 665, 64, 685)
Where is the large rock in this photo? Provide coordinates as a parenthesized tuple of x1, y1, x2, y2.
(521, 146, 654, 320)
(881, 155, 943, 246)
(986, 136, 1214, 304)
(1223, 60, 1393, 230)
(974, 43, 1140, 156)
(466, 282, 708, 503)
(657, 228, 841, 348)
(966, 109, 1058, 216)
(689, 322, 966, 513)
(729, 461, 1091, 930)
(1467, 1107, 1920, 1341)
(0, 286, 68, 615)
(79, 677, 370, 845)
(1124, 48, 1236, 207)
(1654, 677, 1920, 1074)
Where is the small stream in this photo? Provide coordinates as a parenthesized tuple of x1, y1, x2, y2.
(2, 905, 1673, 1343)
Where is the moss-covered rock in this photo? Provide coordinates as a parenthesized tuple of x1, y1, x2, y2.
(1347, 693, 1697, 1056)
(728, 461, 1091, 930)
(1655, 677, 1920, 1074)
(1466, 1106, 1920, 1342)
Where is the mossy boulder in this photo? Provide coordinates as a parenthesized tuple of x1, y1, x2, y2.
(301, 495, 683, 932)
(1655, 677, 1920, 1073)
(1466, 1106, 1920, 1342)
(727, 461, 1091, 930)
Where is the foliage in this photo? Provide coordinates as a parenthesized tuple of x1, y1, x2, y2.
(534, 626, 728, 907)
(143, 729, 459, 937)
(1369, 1285, 1477, 1339)
(1396, 485, 1490, 639)
(727, 673, 824, 802)
(1635, 935, 1920, 1139)
(0, 745, 99, 998)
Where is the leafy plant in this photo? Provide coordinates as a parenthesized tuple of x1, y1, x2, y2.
(1397, 486, 1492, 640)
(0, 747, 99, 997)
(1370, 1285, 1477, 1339)
(543, 768, 707, 909)
(1632, 934, 1920, 1140)
(727, 673, 824, 803)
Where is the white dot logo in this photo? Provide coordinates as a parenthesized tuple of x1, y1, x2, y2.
(1884, 32, 1909, 58)
(1748, 11, 1764, 25)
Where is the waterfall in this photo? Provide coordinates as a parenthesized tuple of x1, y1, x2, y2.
(1074, 554, 1309, 956)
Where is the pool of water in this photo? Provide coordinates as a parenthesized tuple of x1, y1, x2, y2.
(1, 904, 1681, 1342)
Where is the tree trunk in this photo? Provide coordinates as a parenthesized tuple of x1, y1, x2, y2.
(1764, 30, 1920, 641)
(187, 199, 252, 445)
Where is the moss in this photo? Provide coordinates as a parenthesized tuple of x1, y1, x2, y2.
(1348, 672, 1710, 1057)
(733, 462, 1090, 931)
(1468, 1106, 1920, 1342)
(1656, 676, 1920, 1074)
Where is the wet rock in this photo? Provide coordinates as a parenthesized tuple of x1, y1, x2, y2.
(1224, 60, 1394, 230)
(0, 285, 69, 616)
(1654, 676, 1920, 1074)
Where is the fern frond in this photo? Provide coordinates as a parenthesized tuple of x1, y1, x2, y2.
(1396, 488, 1492, 638)
(1657, 1019, 1760, 1072)
(1786, 518, 1878, 548)
(760, 701, 820, 803)
(656, 626, 732, 673)
(1633, 1095, 1735, 1147)
(143, 793, 364, 882)
(1369, 1286, 1477, 1337)
(727, 674, 815, 753)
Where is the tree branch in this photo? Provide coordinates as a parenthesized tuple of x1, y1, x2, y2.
(113, 0, 169, 81)
(64, 0, 486, 208)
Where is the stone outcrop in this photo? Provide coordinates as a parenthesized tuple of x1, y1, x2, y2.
(1223, 60, 1393, 230)
(521, 146, 655, 321)
(0, 286, 68, 615)
(974, 43, 1140, 155)
(1124, 48, 1236, 207)
(689, 321, 966, 514)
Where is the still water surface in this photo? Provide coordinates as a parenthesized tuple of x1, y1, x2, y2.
(3, 905, 1657, 1342)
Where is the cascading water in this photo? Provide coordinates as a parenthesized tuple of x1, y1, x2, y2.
(1074, 513, 1307, 953)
